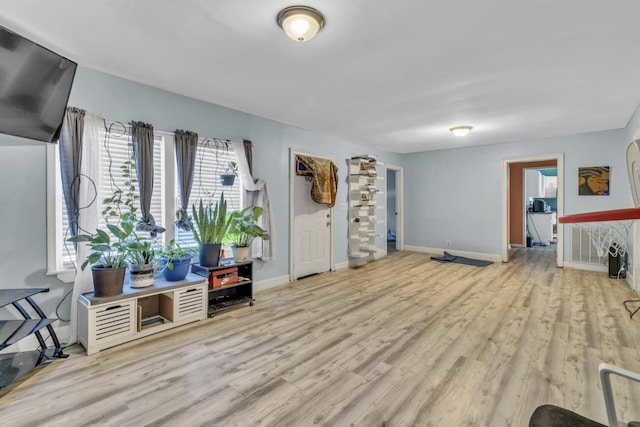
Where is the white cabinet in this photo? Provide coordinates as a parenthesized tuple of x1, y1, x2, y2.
(542, 176, 557, 197)
(528, 213, 554, 245)
(525, 170, 543, 198)
(78, 274, 207, 355)
(526, 170, 557, 198)
(348, 155, 384, 258)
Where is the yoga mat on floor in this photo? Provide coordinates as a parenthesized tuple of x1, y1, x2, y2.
(431, 251, 493, 267)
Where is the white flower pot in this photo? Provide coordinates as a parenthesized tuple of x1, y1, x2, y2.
(232, 246, 250, 262)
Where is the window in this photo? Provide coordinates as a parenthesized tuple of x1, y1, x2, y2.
(175, 139, 243, 248)
(47, 122, 242, 281)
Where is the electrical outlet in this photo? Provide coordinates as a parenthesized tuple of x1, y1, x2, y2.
(447, 240, 451, 247)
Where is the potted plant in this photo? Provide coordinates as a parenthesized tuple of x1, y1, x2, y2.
(224, 206, 270, 262)
(67, 212, 136, 297)
(156, 240, 196, 282)
(187, 193, 228, 267)
(220, 161, 238, 186)
(126, 238, 156, 288)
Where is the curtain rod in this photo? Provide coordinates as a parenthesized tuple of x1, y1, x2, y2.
(87, 113, 250, 145)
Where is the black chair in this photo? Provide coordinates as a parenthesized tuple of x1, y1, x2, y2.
(530, 364, 640, 427)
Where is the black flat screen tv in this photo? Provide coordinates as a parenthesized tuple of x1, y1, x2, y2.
(0, 25, 77, 143)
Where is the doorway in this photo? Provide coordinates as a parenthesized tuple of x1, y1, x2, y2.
(289, 149, 335, 281)
(502, 153, 564, 267)
(386, 164, 404, 252)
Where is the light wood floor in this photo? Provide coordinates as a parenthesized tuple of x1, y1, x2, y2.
(2, 248, 640, 426)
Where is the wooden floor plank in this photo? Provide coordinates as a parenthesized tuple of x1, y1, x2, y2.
(1, 247, 640, 426)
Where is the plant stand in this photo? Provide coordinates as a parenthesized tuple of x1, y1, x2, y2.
(192, 260, 254, 317)
(0, 288, 67, 388)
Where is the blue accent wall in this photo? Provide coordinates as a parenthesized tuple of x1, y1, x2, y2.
(0, 64, 638, 335)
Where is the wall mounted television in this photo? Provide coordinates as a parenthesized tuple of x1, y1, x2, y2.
(0, 25, 77, 143)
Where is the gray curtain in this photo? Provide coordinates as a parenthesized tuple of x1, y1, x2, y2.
(59, 107, 86, 242)
(174, 129, 199, 230)
(243, 139, 253, 176)
(131, 121, 165, 237)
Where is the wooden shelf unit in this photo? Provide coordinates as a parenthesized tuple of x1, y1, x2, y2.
(192, 260, 254, 317)
(348, 155, 384, 258)
(78, 274, 207, 355)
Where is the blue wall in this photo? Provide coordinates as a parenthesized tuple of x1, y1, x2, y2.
(0, 65, 638, 334)
(0, 67, 404, 329)
(403, 127, 631, 260)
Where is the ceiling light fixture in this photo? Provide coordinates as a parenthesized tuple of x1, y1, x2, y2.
(277, 6, 325, 42)
(449, 126, 473, 137)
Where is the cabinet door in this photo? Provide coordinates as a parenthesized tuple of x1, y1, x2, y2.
(543, 176, 557, 197)
(88, 300, 136, 348)
(174, 284, 207, 322)
(525, 170, 543, 198)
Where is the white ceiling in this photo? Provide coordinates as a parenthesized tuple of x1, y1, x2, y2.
(2, 0, 640, 153)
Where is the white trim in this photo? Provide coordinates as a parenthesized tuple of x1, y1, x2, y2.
(160, 132, 176, 245)
(253, 275, 291, 293)
(632, 222, 640, 291)
(289, 148, 335, 282)
(334, 260, 350, 270)
(45, 143, 56, 275)
(385, 164, 404, 251)
(502, 153, 564, 267)
(627, 271, 636, 291)
(404, 245, 502, 262)
(563, 261, 608, 273)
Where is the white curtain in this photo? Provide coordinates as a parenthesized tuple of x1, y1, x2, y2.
(231, 140, 274, 260)
(68, 113, 103, 344)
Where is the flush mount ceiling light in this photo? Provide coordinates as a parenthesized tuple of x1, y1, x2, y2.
(449, 126, 473, 137)
(277, 6, 325, 42)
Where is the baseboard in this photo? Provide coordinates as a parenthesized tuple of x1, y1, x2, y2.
(254, 274, 290, 293)
(334, 261, 350, 270)
(404, 245, 502, 262)
(563, 261, 608, 272)
(626, 271, 637, 291)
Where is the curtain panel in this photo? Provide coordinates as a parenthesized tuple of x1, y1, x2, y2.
(68, 112, 103, 344)
(231, 140, 274, 260)
(131, 121, 165, 237)
(174, 129, 199, 230)
(58, 107, 86, 241)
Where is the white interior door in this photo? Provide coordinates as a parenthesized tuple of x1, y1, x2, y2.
(293, 175, 331, 279)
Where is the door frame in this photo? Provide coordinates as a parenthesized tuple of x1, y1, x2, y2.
(521, 166, 557, 245)
(385, 164, 405, 252)
(501, 153, 564, 267)
(289, 148, 335, 282)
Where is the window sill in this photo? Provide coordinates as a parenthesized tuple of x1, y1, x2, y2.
(46, 270, 76, 284)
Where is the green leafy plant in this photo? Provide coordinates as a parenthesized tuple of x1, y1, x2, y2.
(187, 193, 228, 244)
(224, 161, 238, 177)
(102, 159, 139, 222)
(126, 239, 155, 266)
(156, 240, 196, 270)
(224, 206, 270, 248)
(68, 211, 136, 270)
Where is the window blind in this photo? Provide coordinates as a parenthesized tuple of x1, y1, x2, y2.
(175, 139, 243, 247)
(60, 127, 164, 266)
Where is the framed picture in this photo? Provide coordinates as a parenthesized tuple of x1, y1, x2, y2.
(578, 166, 610, 196)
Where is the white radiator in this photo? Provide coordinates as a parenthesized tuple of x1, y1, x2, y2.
(570, 224, 607, 266)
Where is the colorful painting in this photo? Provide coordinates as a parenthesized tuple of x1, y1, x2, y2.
(578, 166, 610, 196)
